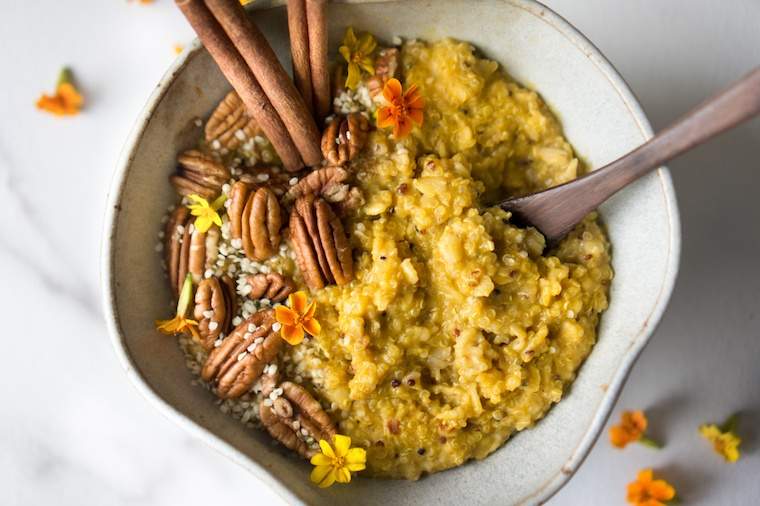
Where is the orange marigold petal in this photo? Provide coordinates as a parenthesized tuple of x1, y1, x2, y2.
(289, 291, 308, 314)
(303, 317, 321, 336)
(649, 480, 676, 501)
(281, 324, 305, 345)
(408, 108, 424, 126)
(376, 107, 395, 128)
(304, 300, 317, 319)
(609, 426, 631, 448)
(383, 78, 403, 103)
(275, 305, 298, 326)
(394, 116, 414, 138)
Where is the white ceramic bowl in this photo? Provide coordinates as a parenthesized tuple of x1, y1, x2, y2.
(102, 1, 680, 504)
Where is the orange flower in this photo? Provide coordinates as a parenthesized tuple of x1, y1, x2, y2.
(274, 291, 321, 345)
(155, 274, 200, 341)
(626, 469, 676, 506)
(610, 410, 660, 449)
(376, 78, 424, 139)
(36, 67, 83, 117)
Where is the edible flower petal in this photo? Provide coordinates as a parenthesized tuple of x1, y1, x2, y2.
(339, 27, 376, 89)
(376, 78, 425, 138)
(626, 469, 676, 506)
(274, 291, 320, 345)
(699, 413, 741, 462)
(186, 193, 226, 233)
(155, 273, 200, 341)
(310, 434, 367, 488)
(609, 410, 660, 449)
(36, 67, 84, 117)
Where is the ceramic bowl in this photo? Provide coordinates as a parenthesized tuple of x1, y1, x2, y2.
(102, 0, 680, 504)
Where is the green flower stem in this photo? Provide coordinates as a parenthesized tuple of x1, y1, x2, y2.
(638, 436, 661, 449)
(721, 414, 739, 434)
(57, 67, 73, 86)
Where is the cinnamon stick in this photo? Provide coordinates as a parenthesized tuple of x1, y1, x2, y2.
(175, 0, 303, 172)
(287, 0, 313, 114)
(305, 0, 330, 124)
(206, 0, 322, 168)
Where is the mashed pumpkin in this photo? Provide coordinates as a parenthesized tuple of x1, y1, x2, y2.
(280, 39, 613, 479)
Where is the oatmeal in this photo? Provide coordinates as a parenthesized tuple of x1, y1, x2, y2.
(158, 34, 612, 481)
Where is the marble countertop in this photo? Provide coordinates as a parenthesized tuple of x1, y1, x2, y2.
(2, 1, 758, 504)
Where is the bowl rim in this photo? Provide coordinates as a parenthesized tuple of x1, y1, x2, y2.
(100, 1, 681, 504)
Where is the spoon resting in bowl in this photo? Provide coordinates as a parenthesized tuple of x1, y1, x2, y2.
(499, 67, 760, 244)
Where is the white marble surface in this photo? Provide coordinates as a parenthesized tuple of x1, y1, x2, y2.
(1, 1, 758, 504)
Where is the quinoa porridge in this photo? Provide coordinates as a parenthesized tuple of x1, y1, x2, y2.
(157, 32, 612, 482)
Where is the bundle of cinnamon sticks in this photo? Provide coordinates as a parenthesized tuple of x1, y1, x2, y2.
(176, 0, 330, 173)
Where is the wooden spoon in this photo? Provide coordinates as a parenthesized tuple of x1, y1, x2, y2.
(499, 67, 760, 244)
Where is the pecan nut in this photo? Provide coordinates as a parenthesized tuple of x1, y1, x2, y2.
(165, 207, 220, 295)
(367, 48, 399, 99)
(205, 91, 261, 150)
(239, 165, 293, 198)
(290, 195, 353, 290)
(193, 276, 236, 350)
(200, 310, 281, 399)
(169, 150, 230, 199)
(283, 166, 349, 203)
(260, 381, 337, 459)
(228, 182, 283, 262)
(321, 113, 370, 166)
(246, 273, 295, 302)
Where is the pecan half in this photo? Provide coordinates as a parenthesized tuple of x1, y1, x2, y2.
(260, 381, 337, 459)
(239, 165, 293, 197)
(321, 113, 370, 166)
(283, 166, 349, 203)
(165, 207, 220, 295)
(201, 310, 281, 399)
(228, 182, 283, 262)
(193, 276, 236, 350)
(170, 150, 230, 199)
(367, 48, 399, 98)
(205, 91, 261, 150)
(290, 195, 353, 290)
(246, 273, 295, 302)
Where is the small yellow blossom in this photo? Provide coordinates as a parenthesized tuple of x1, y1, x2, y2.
(700, 413, 741, 462)
(626, 469, 676, 506)
(173, 44, 185, 55)
(609, 410, 660, 449)
(310, 434, 366, 488)
(274, 291, 320, 345)
(186, 194, 226, 233)
(36, 67, 84, 117)
(155, 274, 200, 340)
(339, 27, 376, 89)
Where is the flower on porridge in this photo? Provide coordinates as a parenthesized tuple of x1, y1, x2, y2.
(626, 469, 676, 506)
(376, 78, 424, 139)
(339, 27, 376, 89)
(609, 410, 660, 449)
(700, 413, 741, 462)
(36, 67, 84, 117)
(310, 434, 366, 488)
(186, 193, 226, 233)
(155, 273, 200, 340)
(274, 291, 320, 345)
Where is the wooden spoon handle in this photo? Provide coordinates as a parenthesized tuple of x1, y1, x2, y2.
(588, 67, 760, 196)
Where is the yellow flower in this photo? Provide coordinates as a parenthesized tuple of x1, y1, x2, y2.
(155, 273, 200, 340)
(274, 291, 320, 345)
(376, 78, 425, 139)
(310, 434, 366, 488)
(173, 43, 185, 55)
(36, 67, 84, 117)
(609, 410, 660, 449)
(186, 194, 226, 233)
(700, 413, 741, 462)
(339, 27, 376, 90)
(626, 469, 676, 506)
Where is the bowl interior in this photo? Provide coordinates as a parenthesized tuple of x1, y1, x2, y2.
(104, 1, 678, 504)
